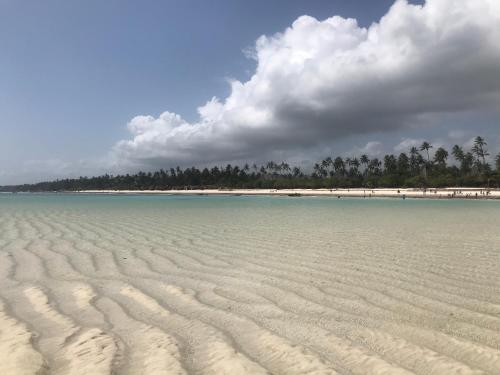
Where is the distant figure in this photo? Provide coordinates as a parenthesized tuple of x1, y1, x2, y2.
(402, 194, 406, 200)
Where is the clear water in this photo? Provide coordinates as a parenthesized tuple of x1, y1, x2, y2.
(1, 193, 499, 374)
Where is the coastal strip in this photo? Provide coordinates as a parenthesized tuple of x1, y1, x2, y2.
(75, 188, 500, 199)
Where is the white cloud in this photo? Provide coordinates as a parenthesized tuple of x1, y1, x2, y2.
(348, 141, 384, 157)
(112, 0, 500, 169)
(463, 136, 476, 150)
(394, 137, 449, 158)
(394, 138, 425, 153)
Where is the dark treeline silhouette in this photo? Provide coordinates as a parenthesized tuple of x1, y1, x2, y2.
(2, 137, 500, 192)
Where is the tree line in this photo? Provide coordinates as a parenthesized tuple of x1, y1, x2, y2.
(2, 136, 500, 192)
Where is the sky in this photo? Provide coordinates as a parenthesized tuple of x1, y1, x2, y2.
(1, 0, 499, 184)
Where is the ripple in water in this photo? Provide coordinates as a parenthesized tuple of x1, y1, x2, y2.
(0, 194, 499, 374)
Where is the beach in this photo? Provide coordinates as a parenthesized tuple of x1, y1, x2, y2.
(79, 187, 500, 199)
(0, 193, 499, 374)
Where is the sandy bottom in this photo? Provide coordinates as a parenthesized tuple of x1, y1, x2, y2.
(0, 195, 499, 374)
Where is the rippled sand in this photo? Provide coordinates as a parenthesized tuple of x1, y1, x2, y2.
(1, 194, 499, 374)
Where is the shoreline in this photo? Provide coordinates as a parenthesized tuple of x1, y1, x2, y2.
(66, 188, 500, 199)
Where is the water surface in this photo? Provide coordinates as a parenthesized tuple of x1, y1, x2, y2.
(1, 194, 499, 374)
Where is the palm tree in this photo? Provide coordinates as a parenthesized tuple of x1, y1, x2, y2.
(472, 136, 489, 166)
(313, 163, 326, 178)
(462, 152, 474, 175)
(409, 147, 420, 174)
(333, 157, 345, 176)
(495, 153, 500, 173)
(275, 163, 282, 176)
(280, 162, 291, 177)
(367, 158, 381, 175)
(321, 157, 331, 169)
(346, 158, 359, 177)
(383, 154, 397, 174)
(451, 145, 464, 164)
(420, 142, 433, 162)
(434, 147, 449, 167)
(397, 153, 410, 174)
(351, 157, 360, 169)
(360, 154, 369, 176)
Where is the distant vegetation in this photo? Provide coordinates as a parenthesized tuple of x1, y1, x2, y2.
(2, 137, 500, 192)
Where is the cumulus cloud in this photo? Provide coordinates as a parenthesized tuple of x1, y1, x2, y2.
(394, 138, 425, 153)
(112, 0, 500, 169)
(348, 141, 384, 157)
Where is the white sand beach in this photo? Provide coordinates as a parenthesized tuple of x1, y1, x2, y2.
(0, 194, 499, 374)
(80, 187, 500, 199)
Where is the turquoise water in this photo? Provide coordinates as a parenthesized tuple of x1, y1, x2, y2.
(2, 193, 500, 276)
(1, 193, 499, 374)
(3, 191, 500, 218)
(2, 193, 499, 243)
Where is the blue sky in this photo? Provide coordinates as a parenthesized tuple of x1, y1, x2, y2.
(1, 0, 499, 184)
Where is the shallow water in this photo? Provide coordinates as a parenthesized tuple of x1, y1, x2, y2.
(1, 193, 500, 374)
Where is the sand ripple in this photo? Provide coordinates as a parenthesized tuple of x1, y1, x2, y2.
(0, 196, 499, 374)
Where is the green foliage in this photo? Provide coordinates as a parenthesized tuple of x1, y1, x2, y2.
(1, 136, 499, 192)
(434, 147, 449, 166)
